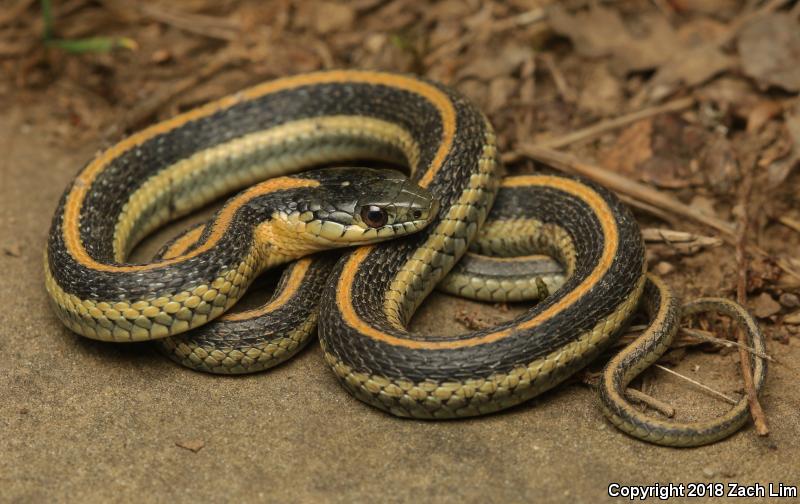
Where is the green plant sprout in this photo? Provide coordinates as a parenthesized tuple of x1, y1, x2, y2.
(41, 0, 137, 53)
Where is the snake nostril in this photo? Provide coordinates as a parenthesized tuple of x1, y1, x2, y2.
(412, 209, 423, 220)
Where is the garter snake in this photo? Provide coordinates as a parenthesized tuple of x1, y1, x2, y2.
(45, 70, 766, 447)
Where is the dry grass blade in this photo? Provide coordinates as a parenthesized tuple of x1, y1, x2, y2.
(490, 7, 547, 32)
(540, 53, 576, 103)
(138, 4, 239, 41)
(617, 194, 678, 225)
(532, 96, 694, 149)
(681, 328, 772, 362)
(514, 145, 737, 235)
(778, 215, 800, 234)
(654, 365, 738, 405)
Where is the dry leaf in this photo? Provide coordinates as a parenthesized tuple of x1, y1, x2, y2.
(746, 100, 784, 133)
(689, 195, 717, 218)
(577, 64, 623, 116)
(769, 104, 800, 186)
(601, 120, 653, 177)
(675, 17, 728, 47)
(738, 13, 800, 92)
(751, 292, 781, 319)
(617, 115, 707, 188)
(646, 44, 734, 102)
(487, 77, 517, 114)
(547, 5, 629, 58)
(696, 77, 761, 120)
(639, 157, 695, 189)
(311, 2, 356, 34)
(784, 310, 800, 325)
(548, 6, 677, 75)
(609, 14, 678, 75)
(671, 0, 741, 19)
(700, 137, 741, 196)
(457, 42, 531, 81)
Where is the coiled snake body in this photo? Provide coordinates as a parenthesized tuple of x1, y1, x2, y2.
(45, 70, 766, 447)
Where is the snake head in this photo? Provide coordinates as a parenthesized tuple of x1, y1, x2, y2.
(274, 167, 439, 250)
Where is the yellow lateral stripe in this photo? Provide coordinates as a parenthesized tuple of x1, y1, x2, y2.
(67, 177, 319, 273)
(464, 253, 558, 263)
(62, 71, 455, 272)
(335, 175, 621, 350)
(111, 116, 421, 262)
(160, 226, 205, 259)
(222, 258, 313, 321)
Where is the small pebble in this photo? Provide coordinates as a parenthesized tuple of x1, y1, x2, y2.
(3, 241, 21, 257)
(151, 49, 172, 64)
(176, 438, 205, 453)
(702, 467, 716, 477)
(654, 261, 674, 275)
(784, 310, 800, 324)
(779, 292, 800, 308)
(751, 292, 781, 318)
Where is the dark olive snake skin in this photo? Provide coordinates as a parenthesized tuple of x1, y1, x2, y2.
(44, 70, 766, 447)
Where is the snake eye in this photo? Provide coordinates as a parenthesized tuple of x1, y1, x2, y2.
(360, 205, 388, 228)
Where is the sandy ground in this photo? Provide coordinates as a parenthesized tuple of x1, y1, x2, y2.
(2, 102, 799, 504)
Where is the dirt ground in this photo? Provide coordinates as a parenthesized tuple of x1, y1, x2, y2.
(2, 1, 800, 502)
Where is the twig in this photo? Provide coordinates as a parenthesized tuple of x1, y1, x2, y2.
(532, 97, 695, 149)
(489, 8, 547, 33)
(654, 365, 738, 405)
(581, 372, 676, 416)
(617, 194, 678, 225)
(513, 145, 737, 235)
(642, 228, 722, 246)
(626, 388, 676, 417)
(778, 215, 800, 234)
(119, 46, 247, 132)
(682, 327, 800, 379)
(776, 257, 800, 282)
(513, 146, 800, 281)
(540, 53, 576, 103)
(681, 328, 773, 362)
(735, 170, 770, 436)
(138, 4, 239, 41)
